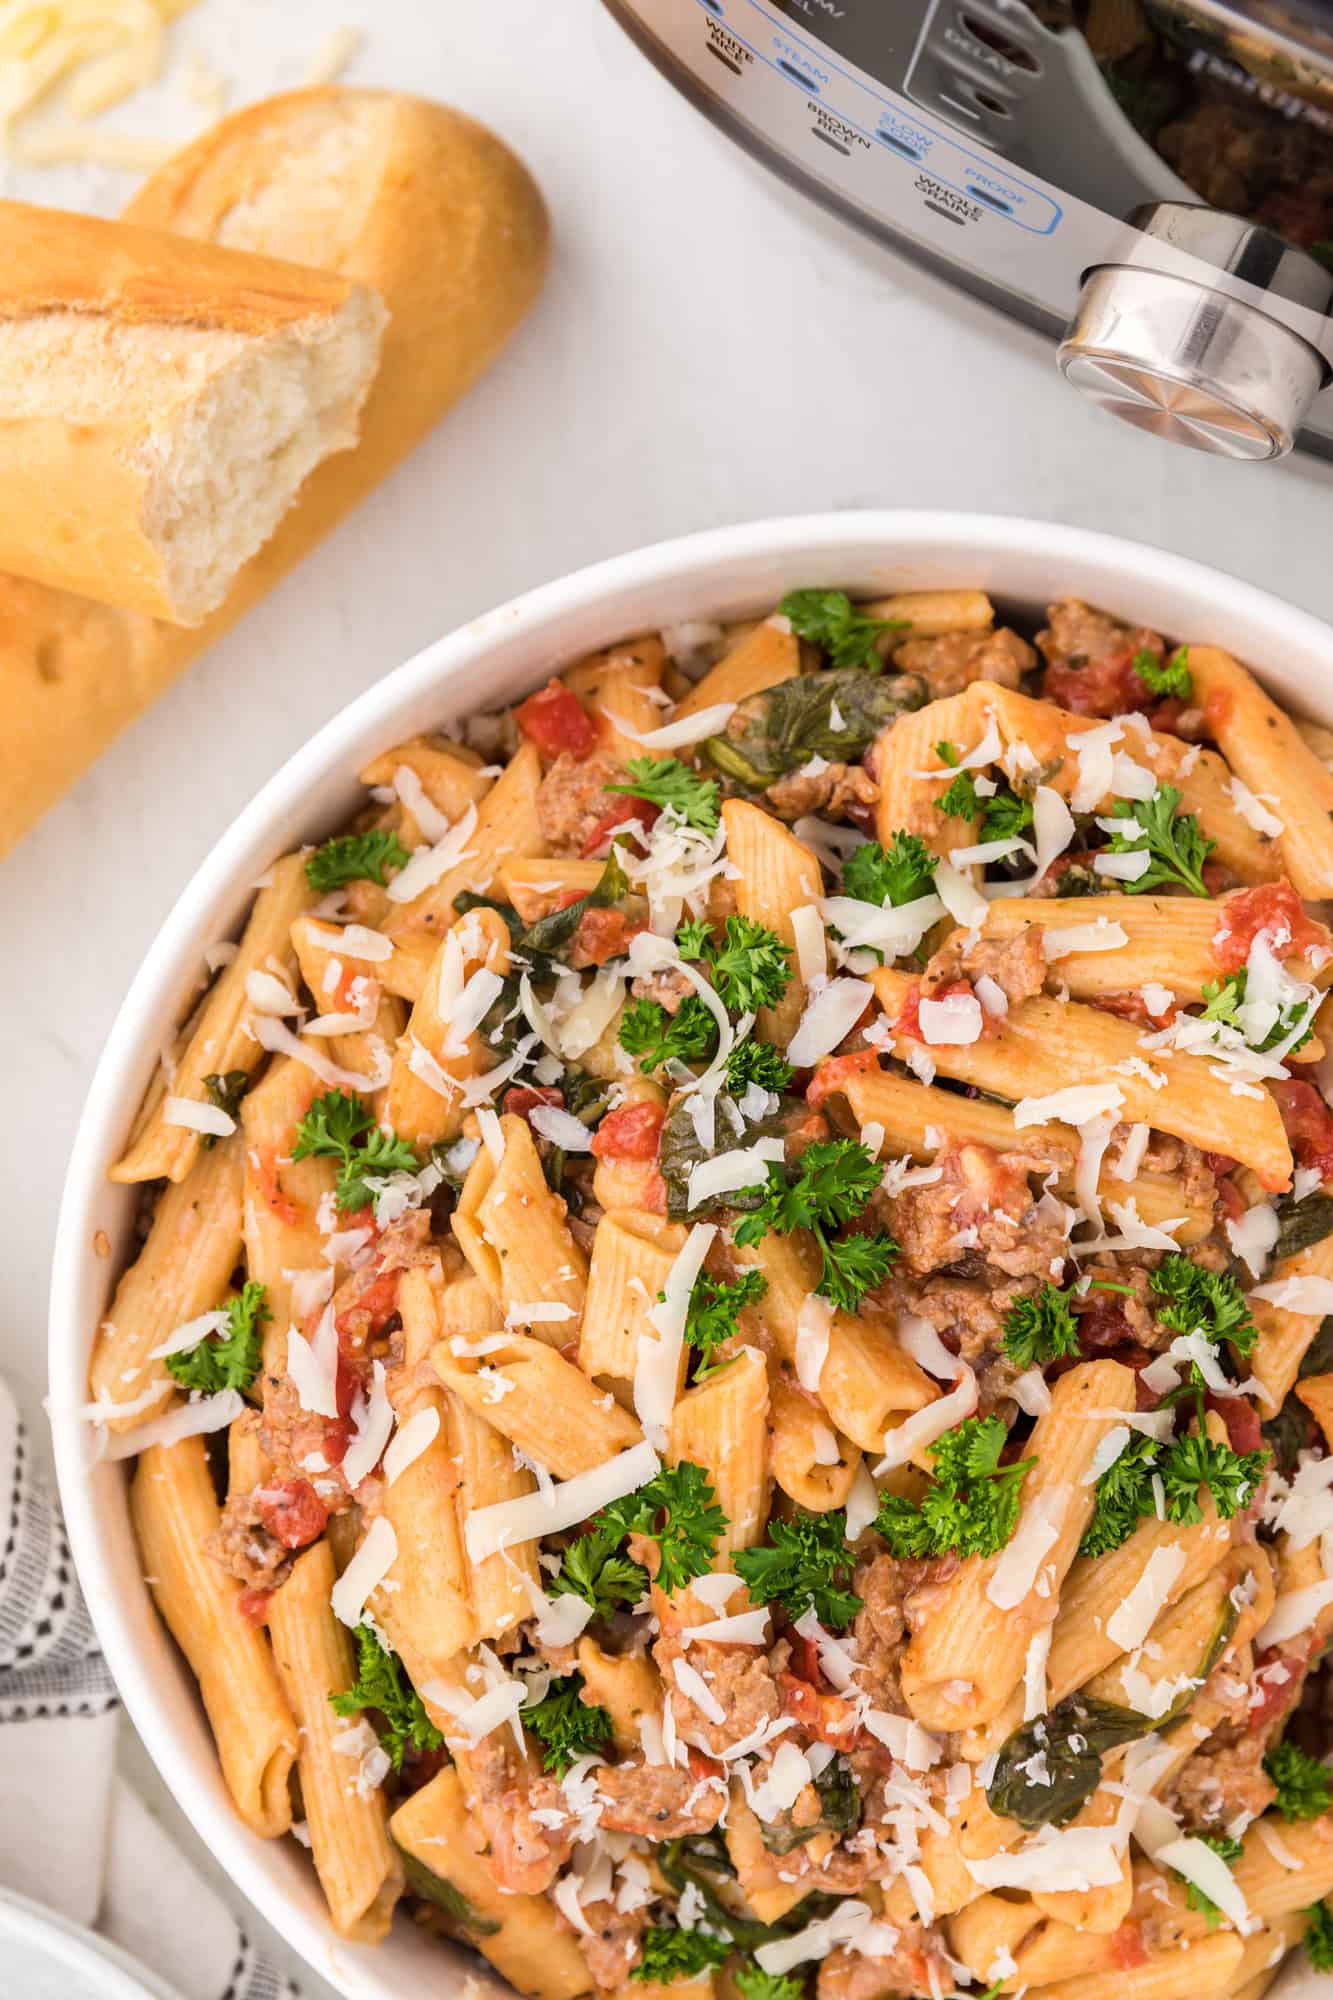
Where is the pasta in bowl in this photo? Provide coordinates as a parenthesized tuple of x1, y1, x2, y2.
(48, 517, 1333, 2000)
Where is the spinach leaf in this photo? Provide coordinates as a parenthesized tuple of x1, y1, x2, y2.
(1264, 1314, 1333, 1473)
(1273, 1193, 1333, 1266)
(658, 1839, 842, 1949)
(759, 1754, 861, 1855)
(703, 668, 926, 789)
(660, 1091, 801, 1221)
(988, 1594, 1238, 1829)
(395, 1847, 502, 1936)
(988, 1695, 1149, 1829)
(517, 846, 631, 959)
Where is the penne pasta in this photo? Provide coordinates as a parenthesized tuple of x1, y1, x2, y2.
(668, 1346, 770, 1557)
(722, 799, 825, 1045)
(671, 618, 799, 720)
(450, 1111, 588, 1332)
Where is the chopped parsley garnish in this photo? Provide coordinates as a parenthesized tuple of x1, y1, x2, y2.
(165, 1280, 269, 1394)
(1200, 970, 1316, 1055)
(981, 787, 1035, 842)
(305, 828, 410, 892)
(1149, 1253, 1257, 1358)
(778, 587, 905, 670)
(1079, 1424, 1266, 1558)
(842, 831, 936, 908)
(607, 756, 720, 835)
(551, 1461, 727, 1606)
(1158, 1433, 1267, 1525)
(735, 1965, 806, 2000)
(1178, 1832, 1242, 1926)
(1265, 1740, 1333, 1822)
(618, 994, 718, 1072)
(675, 916, 714, 959)
(329, 1624, 443, 1771)
(548, 1521, 648, 1618)
(735, 1508, 862, 1629)
(724, 1039, 795, 1095)
(1305, 1899, 1333, 1971)
(733, 1138, 898, 1313)
(684, 1269, 768, 1377)
(1104, 785, 1214, 898)
(200, 1069, 248, 1147)
(706, 915, 794, 1014)
(633, 1926, 731, 1983)
(1077, 1429, 1163, 1559)
(523, 1674, 613, 1776)
(1132, 645, 1192, 701)
(938, 767, 981, 821)
(1002, 1282, 1082, 1371)
(291, 1088, 419, 1211)
(875, 1415, 1034, 1561)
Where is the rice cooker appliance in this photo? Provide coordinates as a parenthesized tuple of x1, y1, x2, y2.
(602, 0, 1333, 460)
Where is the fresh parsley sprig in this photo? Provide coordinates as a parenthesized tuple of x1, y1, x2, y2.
(1305, 1899, 1333, 1971)
(1265, 1740, 1333, 1822)
(329, 1624, 443, 1772)
(1149, 1254, 1257, 1358)
(1002, 1283, 1083, 1371)
(305, 828, 410, 893)
(1132, 645, 1192, 701)
(1079, 1425, 1266, 1558)
(1105, 785, 1214, 898)
(842, 831, 936, 909)
(733, 1139, 898, 1313)
(633, 1927, 731, 1984)
(607, 756, 720, 835)
(935, 744, 1032, 842)
(550, 1462, 727, 1607)
(876, 1415, 1034, 1561)
(1200, 970, 1316, 1055)
(702, 915, 794, 1014)
(291, 1089, 419, 1212)
(725, 1040, 795, 1095)
(684, 1269, 768, 1377)
(618, 994, 718, 1072)
(523, 1674, 613, 1776)
(735, 1965, 806, 2000)
(735, 1509, 862, 1629)
(779, 587, 905, 671)
(166, 1280, 270, 1394)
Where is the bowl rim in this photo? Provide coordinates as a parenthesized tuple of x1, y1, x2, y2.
(48, 508, 1333, 1998)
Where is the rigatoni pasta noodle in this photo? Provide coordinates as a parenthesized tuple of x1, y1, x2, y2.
(91, 585, 1333, 1996)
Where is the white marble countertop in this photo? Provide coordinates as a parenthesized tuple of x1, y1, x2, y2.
(4, 0, 1333, 1991)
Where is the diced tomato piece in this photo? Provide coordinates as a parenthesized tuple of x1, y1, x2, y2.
(778, 1670, 863, 1747)
(237, 1587, 273, 1627)
(1212, 880, 1326, 974)
(1204, 1391, 1263, 1456)
(254, 1146, 302, 1226)
(1273, 1078, 1333, 1185)
(1091, 989, 1179, 1030)
(1246, 1641, 1312, 1736)
(1214, 1172, 1246, 1226)
(257, 1479, 330, 1550)
(1043, 648, 1150, 718)
(503, 1084, 565, 1124)
(1147, 697, 1190, 738)
(591, 1100, 665, 1162)
(893, 978, 977, 1044)
(514, 679, 599, 759)
(1110, 1922, 1150, 1972)
(336, 1268, 400, 1347)
(581, 796, 660, 859)
(808, 1047, 882, 1110)
(571, 906, 644, 968)
(1073, 1295, 1134, 1354)
(324, 1354, 363, 1467)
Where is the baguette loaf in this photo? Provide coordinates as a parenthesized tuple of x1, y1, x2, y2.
(0, 200, 386, 624)
(0, 87, 549, 856)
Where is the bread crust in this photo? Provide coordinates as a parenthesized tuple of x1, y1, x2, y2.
(0, 87, 549, 853)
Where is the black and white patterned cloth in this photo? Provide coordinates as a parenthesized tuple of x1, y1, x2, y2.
(0, 1378, 300, 2000)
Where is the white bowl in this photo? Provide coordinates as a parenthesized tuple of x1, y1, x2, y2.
(48, 512, 1333, 1999)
